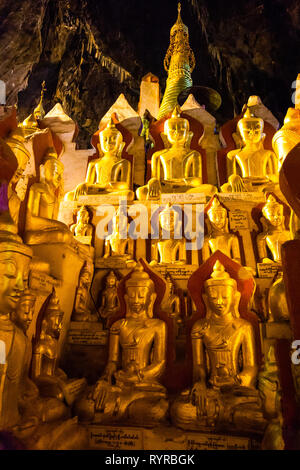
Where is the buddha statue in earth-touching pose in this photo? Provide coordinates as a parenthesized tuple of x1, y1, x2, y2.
(65, 119, 134, 201)
(171, 261, 266, 433)
(257, 195, 291, 264)
(137, 106, 217, 201)
(75, 262, 168, 425)
(202, 197, 241, 263)
(221, 108, 278, 193)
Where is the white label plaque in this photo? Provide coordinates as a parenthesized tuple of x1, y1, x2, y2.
(229, 209, 249, 231)
(68, 323, 108, 345)
(161, 193, 206, 204)
(186, 433, 250, 450)
(89, 426, 143, 450)
(257, 263, 280, 279)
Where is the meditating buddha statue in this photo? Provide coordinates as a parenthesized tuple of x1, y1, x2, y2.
(70, 206, 93, 241)
(99, 271, 120, 328)
(0, 212, 87, 449)
(0, 212, 33, 430)
(65, 119, 134, 201)
(103, 206, 135, 266)
(25, 147, 75, 246)
(71, 262, 94, 322)
(150, 203, 186, 265)
(162, 273, 182, 337)
(202, 197, 241, 263)
(75, 262, 168, 425)
(171, 261, 266, 433)
(257, 195, 291, 264)
(31, 288, 86, 403)
(221, 108, 278, 193)
(136, 106, 217, 200)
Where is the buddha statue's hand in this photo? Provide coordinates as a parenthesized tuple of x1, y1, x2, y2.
(190, 382, 207, 416)
(147, 178, 161, 199)
(101, 362, 118, 385)
(228, 174, 246, 192)
(114, 369, 140, 384)
(74, 183, 88, 199)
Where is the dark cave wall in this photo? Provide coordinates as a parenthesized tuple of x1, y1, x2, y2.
(1, 0, 300, 147)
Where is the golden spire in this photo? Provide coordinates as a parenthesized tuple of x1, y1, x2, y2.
(157, 3, 195, 120)
(205, 261, 237, 288)
(21, 81, 46, 131)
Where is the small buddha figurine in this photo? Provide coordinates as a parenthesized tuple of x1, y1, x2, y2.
(257, 195, 291, 264)
(162, 273, 182, 337)
(103, 206, 135, 266)
(25, 148, 75, 246)
(136, 106, 217, 200)
(171, 261, 265, 433)
(31, 288, 87, 401)
(150, 203, 186, 265)
(99, 271, 120, 328)
(221, 108, 278, 193)
(71, 262, 94, 322)
(70, 206, 93, 240)
(202, 197, 241, 263)
(75, 262, 168, 425)
(65, 119, 134, 201)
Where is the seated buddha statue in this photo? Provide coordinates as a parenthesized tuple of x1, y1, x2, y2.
(150, 203, 186, 265)
(65, 119, 134, 201)
(136, 106, 217, 200)
(70, 206, 93, 241)
(75, 262, 168, 425)
(221, 108, 278, 193)
(98, 271, 120, 328)
(31, 288, 87, 403)
(257, 195, 291, 264)
(202, 196, 241, 263)
(103, 206, 135, 266)
(162, 273, 182, 337)
(0, 213, 87, 449)
(71, 262, 94, 322)
(25, 147, 75, 246)
(171, 261, 266, 433)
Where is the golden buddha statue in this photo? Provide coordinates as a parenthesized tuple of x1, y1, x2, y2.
(202, 197, 241, 263)
(31, 288, 86, 402)
(136, 106, 217, 200)
(171, 261, 265, 433)
(268, 271, 289, 322)
(103, 206, 135, 266)
(65, 119, 134, 201)
(0, 213, 33, 430)
(221, 108, 278, 193)
(25, 147, 75, 246)
(162, 273, 182, 337)
(99, 271, 120, 328)
(70, 206, 93, 239)
(75, 262, 168, 425)
(257, 195, 291, 264)
(150, 203, 186, 265)
(71, 262, 94, 322)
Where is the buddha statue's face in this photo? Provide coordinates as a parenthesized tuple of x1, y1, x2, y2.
(238, 118, 263, 144)
(15, 294, 35, 332)
(125, 285, 152, 314)
(208, 209, 227, 230)
(106, 276, 116, 288)
(44, 160, 63, 189)
(100, 128, 123, 154)
(165, 117, 189, 145)
(264, 205, 284, 227)
(0, 251, 30, 315)
(205, 285, 236, 317)
(160, 210, 179, 233)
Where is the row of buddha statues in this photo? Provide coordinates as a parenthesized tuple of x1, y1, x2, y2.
(0, 215, 284, 449)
